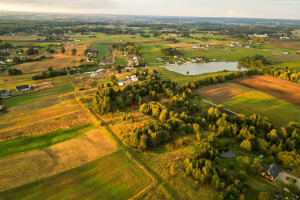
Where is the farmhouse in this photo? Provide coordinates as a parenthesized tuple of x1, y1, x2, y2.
(118, 79, 125, 86)
(16, 85, 31, 92)
(282, 51, 289, 55)
(168, 33, 178, 37)
(261, 163, 280, 181)
(0, 90, 8, 96)
(130, 75, 138, 82)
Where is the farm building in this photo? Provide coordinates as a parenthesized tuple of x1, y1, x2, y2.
(261, 163, 280, 181)
(16, 85, 31, 92)
(130, 75, 138, 82)
(118, 79, 125, 86)
(0, 90, 11, 96)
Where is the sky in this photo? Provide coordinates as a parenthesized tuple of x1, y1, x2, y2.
(0, 0, 299, 19)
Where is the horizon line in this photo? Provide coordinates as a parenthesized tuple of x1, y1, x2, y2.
(0, 9, 300, 21)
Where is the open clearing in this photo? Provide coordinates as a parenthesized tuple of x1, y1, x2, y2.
(0, 150, 151, 200)
(0, 128, 117, 192)
(231, 75, 300, 106)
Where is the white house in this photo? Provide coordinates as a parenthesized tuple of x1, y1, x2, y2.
(130, 75, 138, 82)
(118, 79, 125, 86)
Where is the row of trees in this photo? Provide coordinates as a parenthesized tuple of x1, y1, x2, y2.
(31, 68, 67, 80)
(161, 48, 180, 56)
(112, 42, 140, 55)
(8, 68, 22, 75)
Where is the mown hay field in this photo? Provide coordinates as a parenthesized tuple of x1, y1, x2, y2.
(0, 124, 95, 159)
(0, 84, 94, 140)
(0, 150, 152, 200)
(0, 128, 117, 192)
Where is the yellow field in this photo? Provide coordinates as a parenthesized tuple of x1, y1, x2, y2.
(0, 128, 117, 192)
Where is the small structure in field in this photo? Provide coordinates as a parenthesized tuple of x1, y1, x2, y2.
(118, 79, 125, 86)
(16, 85, 31, 92)
(282, 51, 289, 55)
(130, 75, 138, 82)
(261, 163, 280, 181)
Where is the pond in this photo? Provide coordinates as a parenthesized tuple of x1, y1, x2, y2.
(162, 62, 246, 75)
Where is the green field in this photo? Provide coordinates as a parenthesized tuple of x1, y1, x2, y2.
(3, 85, 75, 108)
(115, 57, 127, 65)
(223, 87, 300, 127)
(93, 44, 109, 60)
(0, 150, 151, 200)
(0, 124, 95, 159)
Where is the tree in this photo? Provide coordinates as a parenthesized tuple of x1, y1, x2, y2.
(48, 66, 53, 71)
(12, 56, 20, 63)
(170, 164, 176, 176)
(240, 139, 252, 152)
(110, 75, 118, 85)
(26, 47, 35, 55)
(159, 109, 169, 123)
(61, 46, 65, 54)
(71, 49, 77, 56)
(257, 192, 273, 200)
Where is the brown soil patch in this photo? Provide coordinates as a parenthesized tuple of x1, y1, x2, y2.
(14, 54, 81, 73)
(0, 128, 116, 191)
(194, 83, 247, 104)
(265, 40, 300, 50)
(231, 75, 300, 106)
(32, 81, 53, 91)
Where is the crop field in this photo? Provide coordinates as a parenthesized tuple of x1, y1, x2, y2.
(265, 40, 300, 50)
(0, 124, 95, 159)
(0, 36, 46, 41)
(0, 150, 152, 200)
(194, 81, 300, 127)
(0, 128, 117, 192)
(71, 33, 161, 44)
(0, 84, 95, 140)
(232, 75, 300, 106)
(13, 54, 82, 73)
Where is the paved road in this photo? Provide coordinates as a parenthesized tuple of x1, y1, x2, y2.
(276, 172, 300, 189)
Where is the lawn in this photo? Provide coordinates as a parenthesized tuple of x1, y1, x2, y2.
(93, 44, 109, 60)
(3, 85, 75, 108)
(0, 150, 152, 200)
(0, 124, 95, 159)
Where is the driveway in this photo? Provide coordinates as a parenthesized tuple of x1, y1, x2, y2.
(276, 172, 300, 189)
